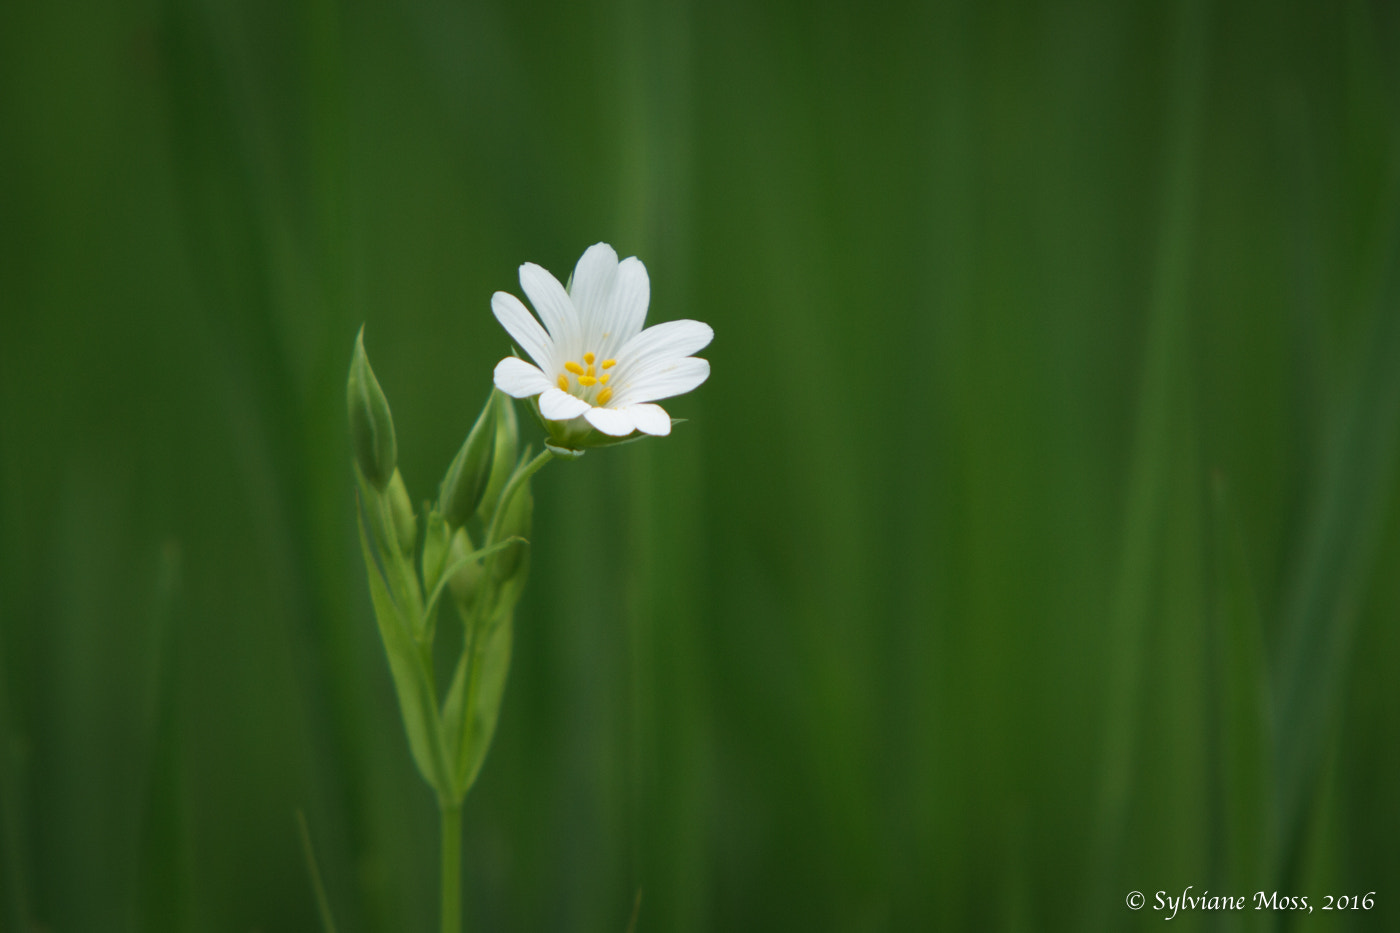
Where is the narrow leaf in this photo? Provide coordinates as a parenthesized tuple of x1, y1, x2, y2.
(356, 503, 450, 795)
(422, 536, 526, 624)
(454, 615, 515, 797)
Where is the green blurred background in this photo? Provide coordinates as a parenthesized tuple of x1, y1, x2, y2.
(3, 0, 1399, 930)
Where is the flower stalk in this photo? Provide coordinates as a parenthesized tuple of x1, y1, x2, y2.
(440, 803, 463, 933)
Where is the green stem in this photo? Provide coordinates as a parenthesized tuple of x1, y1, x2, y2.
(484, 449, 553, 547)
(436, 449, 550, 933)
(440, 801, 463, 933)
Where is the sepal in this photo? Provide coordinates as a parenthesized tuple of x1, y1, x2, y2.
(346, 327, 397, 490)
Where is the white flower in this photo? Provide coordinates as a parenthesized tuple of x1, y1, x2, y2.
(491, 243, 713, 444)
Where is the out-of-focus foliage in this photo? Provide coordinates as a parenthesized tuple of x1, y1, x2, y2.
(1, 0, 1398, 930)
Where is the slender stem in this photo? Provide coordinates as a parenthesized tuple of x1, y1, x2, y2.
(437, 448, 549, 933)
(484, 449, 553, 547)
(440, 801, 463, 933)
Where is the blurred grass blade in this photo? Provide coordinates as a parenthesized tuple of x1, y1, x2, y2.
(296, 810, 340, 933)
(0, 635, 33, 933)
(1083, 0, 1208, 922)
(134, 541, 189, 933)
(1271, 209, 1400, 880)
(1208, 474, 1275, 922)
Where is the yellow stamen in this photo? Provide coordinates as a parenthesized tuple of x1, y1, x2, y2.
(583, 352, 595, 365)
(597, 387, 613, 406)
(579, 375, 597, 386)
(586, 365, 596, 378)
(599, 373, 610, 385)
(601, 359, 616, 369)
(557, 374, 569, 391)
(564, 361, 585, 375)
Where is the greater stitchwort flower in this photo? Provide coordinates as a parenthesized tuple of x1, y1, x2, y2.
(491, 243, 713, 449)
(346, 241, 711, 933)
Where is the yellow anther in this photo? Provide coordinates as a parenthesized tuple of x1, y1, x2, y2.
(579, 375, 597, 386)
(599, 373, 610, 385)
(597, 387, 613, 406)
(564, 361, 585, 375)
(557, 374, 569, 391)
(601, 359, 616, 369)
(583, 352, 596, 365)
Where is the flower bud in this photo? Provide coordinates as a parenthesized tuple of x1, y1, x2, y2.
(386, 470, 417, 555)
(492, 480, 532, 582)
(438, 391, 497, 528)
(447, 527, 485, 608)
(478, 391, 520, 522)
(347, 327, 397, 490)
(422, 509, 450, 592)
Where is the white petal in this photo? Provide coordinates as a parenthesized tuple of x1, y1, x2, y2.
(615, 319, 713, 371)
(584, 405, 636, 436)
(491, 292, 554, 370)
(493, 357, 553, 398)
(569, 243, 619, 331)
(613, 357, 710, 406)
(520, 262, 580, 354)
(627, 403, 672, 436)
(595, 257, 650, 358)
(538, 387, 591, 421)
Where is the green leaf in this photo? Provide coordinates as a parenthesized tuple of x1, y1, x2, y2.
(453, 613, 515, 799)
(356, 499, 450, 796)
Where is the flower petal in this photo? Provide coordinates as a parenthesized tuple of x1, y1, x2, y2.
(493, 357, 553, 398)
(615, 319, 713, 370)
(492, 292, 554, 370)
(627, 403, 672, 436)
(520, 262, 580, 355)
(539, 387, 591, 421)
(612, 356, 710, 406)
(569, 243, 619, 335)
(584, 405, 636, 437)
(595, 256, 650, 358)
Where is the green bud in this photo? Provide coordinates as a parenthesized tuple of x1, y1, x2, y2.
(492, 479, 532, 583)
(422, 509, 451, 592)
(447, 526, 485, 608)
(439, 391, 497, 528)
(478, 391, 520, 522)
(386, 470, 417, 555)
(347, 326, 397, 490)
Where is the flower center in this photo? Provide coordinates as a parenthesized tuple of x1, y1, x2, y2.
(556, 351, 617, 406)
